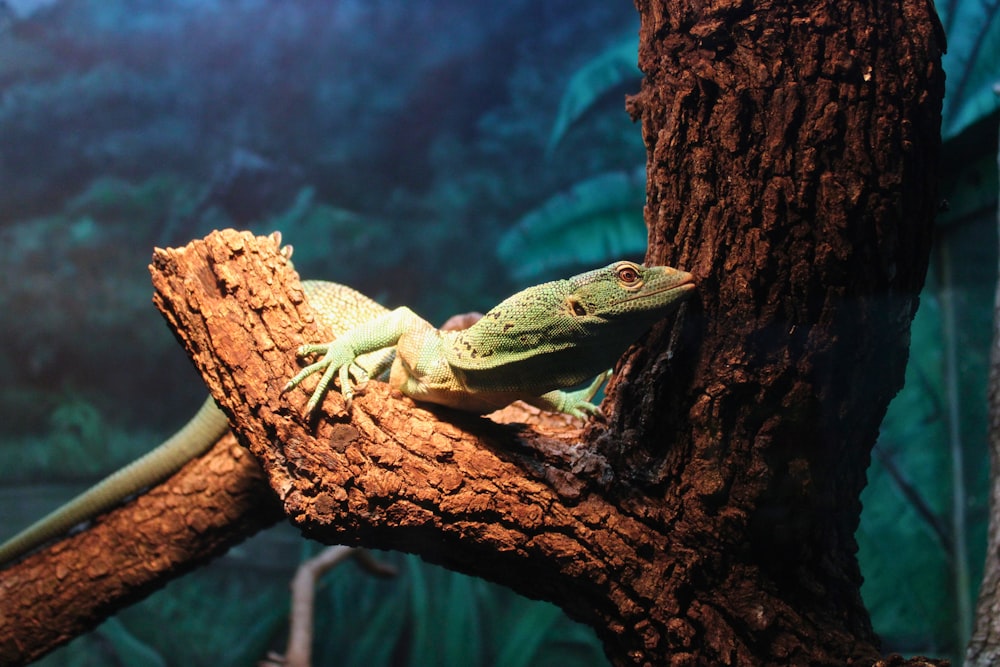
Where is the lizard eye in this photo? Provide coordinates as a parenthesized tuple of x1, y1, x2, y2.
(615, 264, 641, 286)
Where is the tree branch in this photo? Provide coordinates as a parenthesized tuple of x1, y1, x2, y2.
(0, 229, 624, 666)
(0, 432, 283, 665)
(145, 230, 673, 661)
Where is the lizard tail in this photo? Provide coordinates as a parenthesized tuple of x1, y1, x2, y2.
(0, 396, 229, 568)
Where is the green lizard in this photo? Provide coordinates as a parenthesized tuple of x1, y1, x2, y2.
(0, 259, 694, 567)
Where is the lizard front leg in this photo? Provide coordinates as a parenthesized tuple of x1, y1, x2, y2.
(285, 307, 423, 415)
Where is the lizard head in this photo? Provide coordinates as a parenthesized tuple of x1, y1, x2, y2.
(563, 260, 695, 324)
(448, 260, 695, 383)
(540, 260, 694, 377)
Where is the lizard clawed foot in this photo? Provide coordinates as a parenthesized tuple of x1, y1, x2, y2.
(534, 369, 613, 419)
(284, 343, 369, 416)
(558, 369, 613, 419)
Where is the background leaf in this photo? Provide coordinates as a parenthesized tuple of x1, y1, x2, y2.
(498, 167, 647, 283)
(936, 0, 1000, 138)
(546, 37, 639, 156)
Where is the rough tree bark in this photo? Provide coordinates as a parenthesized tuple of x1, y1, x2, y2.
(0, 0, 944, 665)
(966, 124, 1000, 667)
(604, 0, 944, 662)
(0, 431, 284, 664)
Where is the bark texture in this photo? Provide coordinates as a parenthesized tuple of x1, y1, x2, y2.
(607, 0, 944, 662)
(966, 129, 1000, 667)
(0, 432, 283, 665)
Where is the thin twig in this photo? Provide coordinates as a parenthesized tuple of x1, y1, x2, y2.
(259, 547, 396, 667)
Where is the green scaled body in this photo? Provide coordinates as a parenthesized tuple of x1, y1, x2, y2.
(288, 260, 695, 417)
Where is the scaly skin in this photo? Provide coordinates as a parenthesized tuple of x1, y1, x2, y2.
(288, 261, 694, 416)
(0, 261, 694, 567)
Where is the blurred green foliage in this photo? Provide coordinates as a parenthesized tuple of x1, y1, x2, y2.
(498, 168, 646, 283)
(33, 545, 605, 667)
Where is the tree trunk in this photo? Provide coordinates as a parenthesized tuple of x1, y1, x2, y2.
(965, 121, 1000, 667)
(0, 0, 944, 665)
(609, 0, 944, 661)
